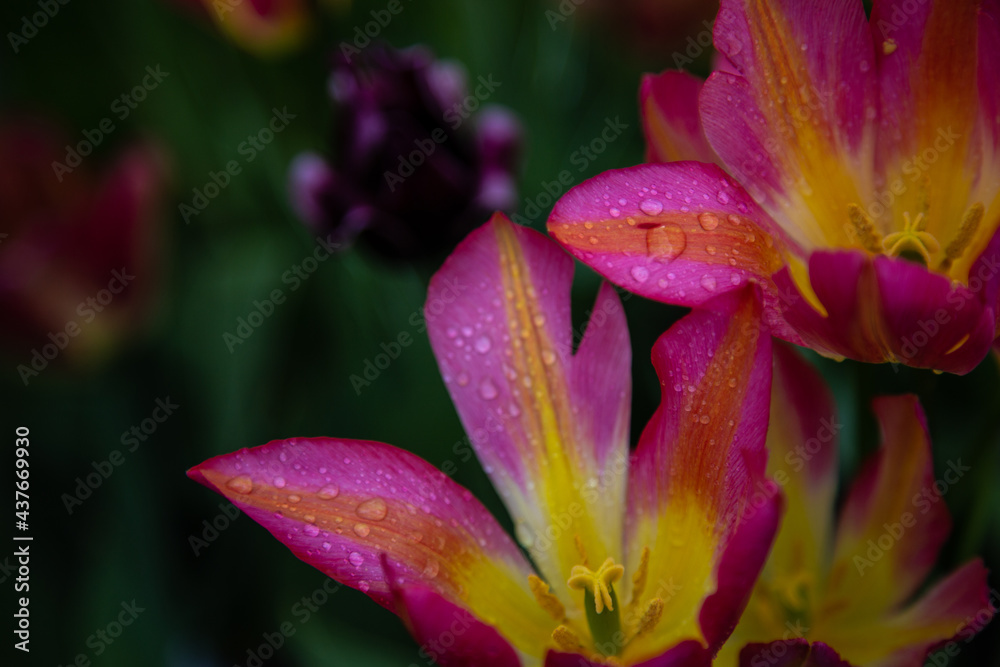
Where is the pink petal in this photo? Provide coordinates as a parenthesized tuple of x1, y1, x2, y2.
(390, 579, 522, 667)
(188, 438, 553, 656)
(545, 640, 713, 667)
(739, 640, 852, 667)
(774, 251, 997, 373)
(624, 289, 777, 658)
(548, 162, 802, 342)
(704, 0, 878, 250)
(641, 70, 720, 165)
(830, 396, 951, 612)
(427, 212, 630, 605)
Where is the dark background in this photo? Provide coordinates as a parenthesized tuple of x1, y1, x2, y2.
(1, 0, 997, 665)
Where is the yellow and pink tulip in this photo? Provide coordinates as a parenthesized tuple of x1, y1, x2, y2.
(549, 0, 1000, 374)
(189, 213, 782, 666)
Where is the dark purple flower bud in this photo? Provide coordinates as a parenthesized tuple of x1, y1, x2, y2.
(289, 44, 523, 260)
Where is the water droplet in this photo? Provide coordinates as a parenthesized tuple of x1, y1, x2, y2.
(226, 476, 253, 494)
(589, 236, 599, 245)
(706, 245, 717, 256)
(288, 494, 301, 503)
(541, 350, 557, 365)
(353, 523, 371, 537)
(479, 378, 498, 400)
(423, 560, 440, 578)
(717, 191, 730, 205)
(317, 484, 340, 500)
(322, 541, 332, 551)
(630, 266, 650, 283)
(533, 314, 546, 327)
(728, 377, 738, 388)
(639, 198, 663, 215)
(348, 552, 365, 567)
(730, 273, 742, 286)
(456, 372, 470, 387)
(474, 336, 492, 354)
(304, 514, 316, 523)
(358, 580, 370, 592)
(274, 476, 287, 489)
(446, 327, 458, 339)
(701, 274, 718, 292)
(304, 524, 320, 537)
(609, 207, 621, 217)
(699, 212, 720, 231)
(699, 415, 711, 425)
(357, 498, 388, 521)
(645, 223, 687, 262)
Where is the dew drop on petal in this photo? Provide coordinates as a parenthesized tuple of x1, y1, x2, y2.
(273, 476, 287, 489)
(701, 274, 718, 292)
(357, 498, 388, 521)
(630, 266, 650, 283)
(479, 378, 498, 400)
(226, 476, 253, 494)
(717, 191, 730, 205)
(304, 524, 320, 537)
(358, 580, 370, 592)
(456, 372, 470, 387)
(353, 523, 371, 537)
(699, 212, 720, 231)
(609, 207, 621, 217)
(317, 484, 340, 500)
(541, 350, 557, 365)
(423, 559, 440, 578)
(474, 336, 492, 354)
(639, 198, 663, 215)
(645, 223, 686, 262)
(348, 552, 365, 567)
(288, 495, 301, 503)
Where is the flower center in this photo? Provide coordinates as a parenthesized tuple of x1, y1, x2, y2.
(532, 544, 666, 662)
(846, 202, 984, 272)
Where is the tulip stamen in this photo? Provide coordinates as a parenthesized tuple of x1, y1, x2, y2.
(552, 624, 586, 653)
(882, 212, 940, 266)
(634, 597, 665, 637)
(939, 202, 985, 271)
(630, 547, 650, 604)
(847, 204, 884, 253)
(529, 574, 567, 622)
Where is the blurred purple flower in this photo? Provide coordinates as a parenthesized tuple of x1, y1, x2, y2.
(289, 45, 523, 260)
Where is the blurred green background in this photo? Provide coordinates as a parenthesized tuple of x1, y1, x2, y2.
(1, 0, 997, 665)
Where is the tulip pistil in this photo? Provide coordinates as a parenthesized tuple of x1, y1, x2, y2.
(568, 557, 625, 656)
(882, 211, 940, 266)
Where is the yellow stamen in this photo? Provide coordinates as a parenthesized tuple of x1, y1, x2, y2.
(630, 547, 650, 604)
(634, 597, 664, 636)
(568, 557, 625, 614)
(529, 574, 566, 622)
(882, 211, 940, 265)
(940, 203, 985, 271)
(552, 624, 585, 653)
(848, 204, 884, 253)
(575, 534, 589, 568)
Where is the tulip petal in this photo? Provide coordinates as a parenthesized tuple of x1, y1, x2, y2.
(623, 289, 776, 661)
(703, 0, 878, 250)
(640, 71, 720, 165)
(544, 639, 713, 667)
(427, 213, 630, 609)
(188, 438, 552, 657)
(738, 640, 851, 667)
(870, 0, 998, 272)
(774, 251, 997, 373)
(718, 346, 840, 666)
(548, 163, 802, 342)
(390, 580, 523, 667)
